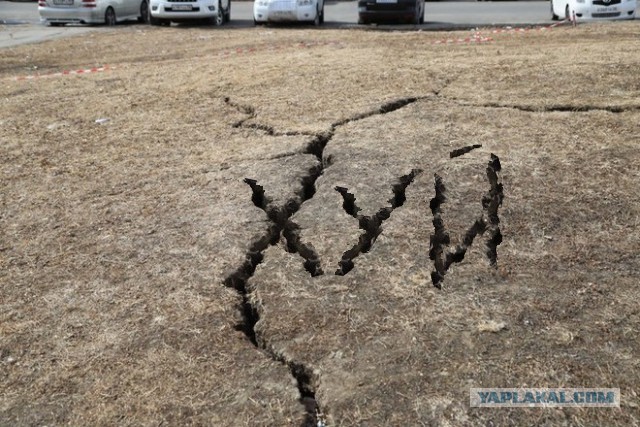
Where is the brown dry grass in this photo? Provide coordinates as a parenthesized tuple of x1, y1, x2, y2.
(1, 21, 640, 426)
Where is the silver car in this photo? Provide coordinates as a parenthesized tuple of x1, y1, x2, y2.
(39, 0, 149, 26)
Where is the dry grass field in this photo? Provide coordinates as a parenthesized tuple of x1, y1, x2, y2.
(1, 21, 640, 426)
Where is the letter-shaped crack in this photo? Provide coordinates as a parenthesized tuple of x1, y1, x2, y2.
(428, 153, 504, 288)
(225, 176, 323, 426)
(335, 169, 423, 276)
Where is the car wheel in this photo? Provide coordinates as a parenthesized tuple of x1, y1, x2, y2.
(550, 0, 558, 20)
(412, 5, 420, 24)
(49, 22, 65, 26)
(104, 6, 116, 26)
(139, 0, 149, 23)
(210, 0, 224, 25)
(223, 1, 231, 22)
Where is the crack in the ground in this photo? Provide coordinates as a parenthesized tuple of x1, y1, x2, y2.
(335, 169, 422, 275)
(283, 222, 324, 277)
(223, 94, 509, 425)
(225, 180, 322, 426)
(244, 176, 325, 278)
(450, 144, 482, 158)
(429, 153, 504, 288)
(438, 96, 640, 114)
(483, 154, 504, 266)
(225, 95, 428, 140)
(223, 97, 255, 128)
(489, 102, 640, 114)
(223, 95, 425, 425)
(224, 97, 316, 137)
(332, 97, 423, 128)
(485, 102, 640, 114)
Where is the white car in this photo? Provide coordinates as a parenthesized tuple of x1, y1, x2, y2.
(149, 0, 230, 25)
(551, 0, 636, 21)
(39, 0, 148, 26)
(253, 0, 324, 25)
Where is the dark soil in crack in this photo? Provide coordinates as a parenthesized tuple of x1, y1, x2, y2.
(335, 169, 423, 276)
(428, 153, 504, 288)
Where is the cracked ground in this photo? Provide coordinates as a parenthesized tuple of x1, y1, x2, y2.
(1, 22, 640, 426)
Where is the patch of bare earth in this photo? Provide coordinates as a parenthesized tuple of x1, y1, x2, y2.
(1, 22, 639, 426)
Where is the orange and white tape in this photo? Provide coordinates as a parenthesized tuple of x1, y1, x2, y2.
(10, 21, 573, 81)
(430, 34, 493, 45)
(435, 20, 572, 46)
(15, 65, 111, 81)
(483, 19, 570, 36)
(218, 40, 344, 57)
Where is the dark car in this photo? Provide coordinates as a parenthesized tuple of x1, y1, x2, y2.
(357, 0, 424, 24)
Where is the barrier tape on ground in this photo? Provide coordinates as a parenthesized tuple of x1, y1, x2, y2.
(10, 42, 343, 81)
(481, 19, 570, 36)
(438, 20, 572, 46)
(9, 22, 572, 81)
(15, 65, 111, 81)
(430, 34, 493, 45)
(218, 40, 344, 57)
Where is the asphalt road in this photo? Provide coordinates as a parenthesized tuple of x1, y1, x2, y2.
(1, 0, 554, 26)
(0, 0, 634, 48)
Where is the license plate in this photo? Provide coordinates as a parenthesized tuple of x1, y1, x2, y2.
(52, 0, 74, 5)
(376, 0, 398, 3)
(596, 6, 617, 10)
(272, 4, 293, 12)
(172, 4, 193, 10)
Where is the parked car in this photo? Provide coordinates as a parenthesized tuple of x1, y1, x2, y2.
(149, 0, 230, 25)
(357, 0, 424, 24)
(38, 0, 148, 26)
(551, 0, 636, 21)
(253, 0, 324, 25)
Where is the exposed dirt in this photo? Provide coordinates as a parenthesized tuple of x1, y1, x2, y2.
(1, 21, 639, 426)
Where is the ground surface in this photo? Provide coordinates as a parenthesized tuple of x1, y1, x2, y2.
(1, 22, 639, 426)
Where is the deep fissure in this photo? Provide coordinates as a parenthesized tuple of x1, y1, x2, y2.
(483, 154, 504, 265)
(223, 96, 429, 425)
(225, 177, 322, 425)
(332, 97, 422, 128)
(428, 153, 504, 288)
(335, 169, 422, 276)
(225, 235, 276, 346)
(450, 144, 482, 158)
(486, 103, 640, 114)
(440, 96, 640, 114)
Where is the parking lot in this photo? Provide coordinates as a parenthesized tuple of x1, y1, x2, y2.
(2, 4, 640, 427)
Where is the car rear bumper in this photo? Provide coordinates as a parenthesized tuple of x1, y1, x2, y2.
(39, 5, 105, 23)
(358, 0, 418, 23)
(150, 0, 218, 19)
(253, 0, 317, 23)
